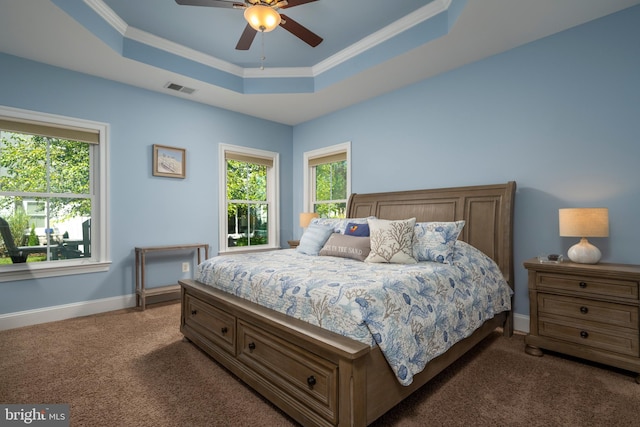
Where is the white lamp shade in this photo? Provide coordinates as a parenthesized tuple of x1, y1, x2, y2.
(559, 208, 609, 237)
(299, 212, 318, 228)
(244, 5, 281, 32)
(559, 208, 609, 264)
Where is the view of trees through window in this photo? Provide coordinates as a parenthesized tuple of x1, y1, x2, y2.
(226, 159, 268, 247)
(0, 131, 92, 264)
(313, 160, 347, 218)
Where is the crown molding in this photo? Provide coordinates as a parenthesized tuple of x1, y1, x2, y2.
(312, 0, 451, 75)
(84, 0, 127, 35)
(83, 0, 451, 80)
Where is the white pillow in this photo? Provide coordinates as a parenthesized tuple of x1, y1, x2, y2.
(365, 218, 417, 264)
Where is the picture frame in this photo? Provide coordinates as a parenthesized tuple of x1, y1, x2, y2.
(152, 144, 186, 179)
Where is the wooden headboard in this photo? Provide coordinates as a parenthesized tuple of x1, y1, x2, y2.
(346, 181, 516, 289)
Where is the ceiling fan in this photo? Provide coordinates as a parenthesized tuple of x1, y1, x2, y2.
(175, 0, 323, 50)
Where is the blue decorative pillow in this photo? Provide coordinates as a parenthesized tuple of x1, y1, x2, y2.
(296, 223, 335, 255)
(344, 222, 370, 237)
(310, 217, 375, 234)
(412, 220, 465, 263)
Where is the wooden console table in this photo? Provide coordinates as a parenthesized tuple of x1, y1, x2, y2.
(135, 243, 209, 310)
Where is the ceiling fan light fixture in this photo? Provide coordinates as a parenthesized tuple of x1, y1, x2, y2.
(244, 5, 281, 32)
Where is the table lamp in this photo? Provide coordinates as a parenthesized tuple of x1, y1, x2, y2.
(299, 212, 319, 230)
(559, 208, 609, 264)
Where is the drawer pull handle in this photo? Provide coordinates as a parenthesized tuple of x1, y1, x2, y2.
(191, 309, 197, 315)
(221, 327, 228, 335)
(580, 330, 589, 339)
(307, 375, 316, 388)
(580, 306, 589, 314)
(579, 281, 587, 288)
(248, 342, 256, 352)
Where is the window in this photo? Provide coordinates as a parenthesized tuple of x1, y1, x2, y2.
(304, 142, 351, 218)
(0, 106, 109, 282)
(219, 144, 279, 252)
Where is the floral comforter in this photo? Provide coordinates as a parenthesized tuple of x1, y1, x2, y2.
(196, 241, 512, 386)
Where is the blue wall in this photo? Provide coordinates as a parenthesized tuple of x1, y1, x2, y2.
(293, 6, 640, 316)
(1, 6, 639, 323)
(0, 53, 293, 314)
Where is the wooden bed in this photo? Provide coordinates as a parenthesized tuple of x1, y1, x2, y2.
(179, 181, 516, 426)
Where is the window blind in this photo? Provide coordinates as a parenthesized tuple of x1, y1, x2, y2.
(225, 151, 273, 168)
(0, 118, 100, 144)
(308, 151, 346, 167)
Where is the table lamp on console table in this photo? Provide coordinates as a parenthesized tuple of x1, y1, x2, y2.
(288, 212, 319, 249)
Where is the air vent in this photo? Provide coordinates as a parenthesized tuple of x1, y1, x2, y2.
(165, 82, 196, 95)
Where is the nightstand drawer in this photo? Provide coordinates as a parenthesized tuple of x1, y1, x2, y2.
(538, 293, 639, 330)
(539, 316, 639, 356)
(538, 273, 639, 300)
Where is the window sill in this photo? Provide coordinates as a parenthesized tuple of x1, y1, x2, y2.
(0, 260, 111, 283)
(218, 245, 282, 256)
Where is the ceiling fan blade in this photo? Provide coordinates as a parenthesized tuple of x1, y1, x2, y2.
(235, 24, 258, 50)
(175, 0, 244, 8)
(279, 0, 319, 9)
(279, 14, 322, 47)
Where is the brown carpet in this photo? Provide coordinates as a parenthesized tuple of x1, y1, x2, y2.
(1, 302, 639, 426)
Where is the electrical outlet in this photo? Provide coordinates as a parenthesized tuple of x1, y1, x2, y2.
(182, 262, 190, 273)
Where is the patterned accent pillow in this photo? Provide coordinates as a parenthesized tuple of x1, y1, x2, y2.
(310, 217, 374, 234)
(412, 220, 465, 263)
(319, 234, 371, 261)
(296, 223, 334, 255)
(344, 222, 370, 237)
(365, 218, 417, 264)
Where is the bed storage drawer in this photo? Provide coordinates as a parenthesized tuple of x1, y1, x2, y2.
(184, 294, 236, 355)
(237, 320, 339, 424)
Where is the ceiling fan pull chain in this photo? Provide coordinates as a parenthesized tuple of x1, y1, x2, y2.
(260, 31, 266, 70)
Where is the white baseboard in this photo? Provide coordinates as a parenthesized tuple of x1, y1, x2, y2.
(0, 295, 137, 331)
(513, 313, 530, 334)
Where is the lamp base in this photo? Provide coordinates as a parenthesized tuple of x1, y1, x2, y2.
(567, 237, 601, 264)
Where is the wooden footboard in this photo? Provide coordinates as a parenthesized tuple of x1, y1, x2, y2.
(180, 279, 508, 426)
(180, 279, 371, 426)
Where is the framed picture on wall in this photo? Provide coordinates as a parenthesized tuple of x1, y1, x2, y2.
(152, 144, 186, 178)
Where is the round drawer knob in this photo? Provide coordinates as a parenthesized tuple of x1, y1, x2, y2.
(248, 342, 256, 351)
(221, 327, 228, 335)
(579, 281, 587, 288)
(580, 330, 589, 339)
(191, 309, 197, 315)
(580, 306, 589, 314)
(307, 375, 316, 387)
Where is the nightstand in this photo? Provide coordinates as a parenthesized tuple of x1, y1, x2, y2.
(523, 258, 640, 383)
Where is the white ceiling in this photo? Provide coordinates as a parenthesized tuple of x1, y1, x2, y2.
(1, 0, 639, 125)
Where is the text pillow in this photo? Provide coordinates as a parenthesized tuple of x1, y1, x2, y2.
(412, 220, 465, 263)
(365, 218, 417, 264)
(319, 234, 371, 261)
(296, 223, 334, 255)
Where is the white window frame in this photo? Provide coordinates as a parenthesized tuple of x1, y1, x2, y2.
(0, 106, 110, 282)
(219, 143, 280, 253)
(303, 141, 351, 215)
